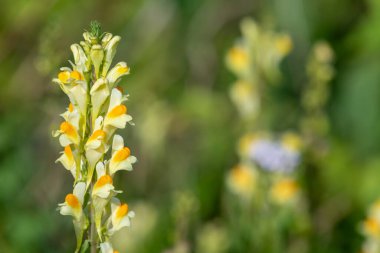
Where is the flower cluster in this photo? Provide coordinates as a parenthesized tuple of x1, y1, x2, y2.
(224, 18, 301, 205)
(223, 20, 310, 252)
(228, 132, 302, 204)
(53, 22, 136, 252)
(225, 18, 292, 119)
(360, 200, 380, 253)
(301, 41, 334, 143)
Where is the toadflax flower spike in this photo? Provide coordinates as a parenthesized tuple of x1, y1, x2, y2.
(53, 22, 137, 252)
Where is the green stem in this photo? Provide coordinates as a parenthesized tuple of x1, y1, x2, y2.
(91, 191, 97, 253)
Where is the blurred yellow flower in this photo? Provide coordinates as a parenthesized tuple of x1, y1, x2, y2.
(281, 132, 303, 151)
(227, 164, 257, 198)
(362, 218, 380, 238)
(229, 80, 260, 118)
(275, 34, 293, 56)
(226, 46, 250, 75)
(270, 178, 300, 204)
(59, 182, 86, 221)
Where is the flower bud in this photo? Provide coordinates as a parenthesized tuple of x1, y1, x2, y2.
(71, 44, 89, 72)
(83, 32, 92, 44)
(91, 44, 104, 78)
(80, 41, 91, 55)
(102, 33, 113, 47)
(102, 36, 121, 76)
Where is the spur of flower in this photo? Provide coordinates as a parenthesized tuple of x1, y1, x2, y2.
(53, 21, 137, 252)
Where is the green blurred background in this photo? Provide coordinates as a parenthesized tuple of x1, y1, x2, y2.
(0, 0, 380, 252)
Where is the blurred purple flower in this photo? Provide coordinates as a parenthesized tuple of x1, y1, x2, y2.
(249, 139, 300, 173)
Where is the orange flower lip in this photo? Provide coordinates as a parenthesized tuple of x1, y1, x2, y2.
(113, 147, 131, 162)
(364, 218, 380, 236)
(108, 105, 127, 118)
(58, 71, 71, 83)
(68, 103, 74, 112)
(116, 203, 129, 219)
(88, 129, 106, 142)
(231, 165, 253, 188)
(117, 66, 129, 75)
(229, 46, 249, 67)
(60, 121, 77, 138)
(64, 145, 74, 160)
(94, 175, 113, 189)
(65, 193, 80, 208)
(70, 70, 83, 80)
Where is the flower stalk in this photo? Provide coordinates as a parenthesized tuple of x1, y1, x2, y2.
(54, 22, 136, 252)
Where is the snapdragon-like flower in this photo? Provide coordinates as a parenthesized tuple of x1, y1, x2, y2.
(92, 162, 116, 199)
(225, 18, 292, 119)
(53, 22, 136, 252)
(56, 145, 77, 177)
(109, 134, 137, 175)
(59, 182, 86, 220)
(104, 88, 133, 135)
(108, 198, 135, 235)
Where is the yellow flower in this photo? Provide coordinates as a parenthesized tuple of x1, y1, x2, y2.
(92, 162, 115, 199)
(229, 80, 260, 118)
(275, 34, 293, 56)
(59, 182, 86, 221)
(226, 45, 250, 75)
(85, 116, 108, 171)
(227, 164, 256, 198)
(56, 145, 77, 177)
(55, 121, 80, 146)
(58, 71, 71, 83)
(362, 217, 380, 238)
(270, 178, 300, 204)
(109, 135, 137, 175)
(54, 68, 88, 115)
(108, 198, 135, 234)
(104, 88, 132, 133)
(281, 132, 303, 151)
(106, 62, 130, 85)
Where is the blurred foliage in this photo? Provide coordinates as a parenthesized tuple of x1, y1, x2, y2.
(0, 0, 379, 252)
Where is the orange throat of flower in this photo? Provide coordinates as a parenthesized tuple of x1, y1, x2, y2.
(108, 105, 127, 118)
(64, 145, 74, 161)
(116, 203, 129, 219)
(113, 147, 131, 162)
(65, 194, 80, 209)
(94, 175, 113, 189)
(88, 129, 106, 142)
